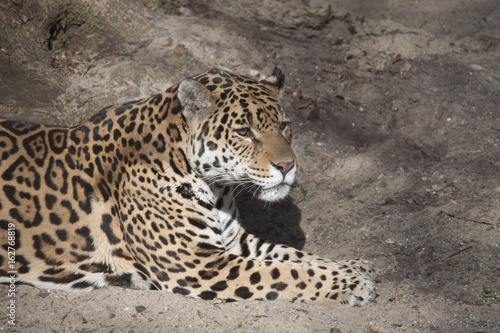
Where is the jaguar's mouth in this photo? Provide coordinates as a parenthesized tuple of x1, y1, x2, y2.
(257, 183, 292, 202)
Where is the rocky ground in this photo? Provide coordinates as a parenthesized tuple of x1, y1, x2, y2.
(0, 0, 499, 332)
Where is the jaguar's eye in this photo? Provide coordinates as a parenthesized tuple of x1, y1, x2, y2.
(236, 128, 254, 139)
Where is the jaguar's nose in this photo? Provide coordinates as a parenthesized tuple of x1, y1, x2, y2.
(272, 160, 295, 178)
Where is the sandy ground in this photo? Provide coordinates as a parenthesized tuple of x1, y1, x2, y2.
(0, 0, 499, 332)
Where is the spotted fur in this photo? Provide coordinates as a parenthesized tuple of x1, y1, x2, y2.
(0, 68, 376, 306)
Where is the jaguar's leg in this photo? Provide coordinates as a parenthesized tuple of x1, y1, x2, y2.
(165, 250, 377, 306)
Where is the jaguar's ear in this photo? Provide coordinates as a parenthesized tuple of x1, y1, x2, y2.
(259, 67, 285, 98)
(177, 79, 213, 119)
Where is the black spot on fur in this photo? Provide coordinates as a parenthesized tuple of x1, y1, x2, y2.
(199, 290, 217, 300)
(45, 194, 57, 209)
(271, 267, 280, 279)
(79, 262, 111, 273)
(226, 266, 240, 280)
(235, 286, 253, 299)
(49, 213, 62, 225)
(106, 273, 133, 287)
(0, 120, 39, 135)
(250, 272, 261, 285)
(210, 280, 228, 291)
(199, 270, 219, 280)
(101, 214, 121, 245)
(22, 131, 47, 167)
(271, 282, 288, 291)
(75, 226, 94, 252)
(173, 287, 191, 296)
(55, 229, 67, 241)
(187, 217, 206, 229)
(47, 129, 67, 154)
(38, 273, 85, 284)
(206, 141, 218, 151)
(266, 291, 279, 300)
(296, 282, 307, 290)
(71, 176, 93, 215)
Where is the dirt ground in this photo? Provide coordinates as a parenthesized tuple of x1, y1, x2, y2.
(1, 0, 499, 332)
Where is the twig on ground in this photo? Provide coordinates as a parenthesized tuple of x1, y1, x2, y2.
(448, 245, 473, 258)
(446, 213, 494, 226)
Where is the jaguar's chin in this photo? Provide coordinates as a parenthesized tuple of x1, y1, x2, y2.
(257, 183, 291, 202)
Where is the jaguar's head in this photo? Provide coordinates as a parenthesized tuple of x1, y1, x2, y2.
(178, 68, 296, 202)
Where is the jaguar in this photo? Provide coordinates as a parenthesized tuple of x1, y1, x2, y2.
(0, 68, 376, 306)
